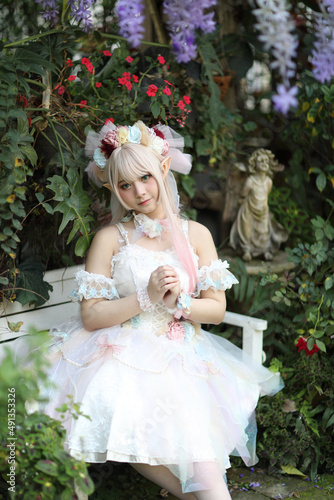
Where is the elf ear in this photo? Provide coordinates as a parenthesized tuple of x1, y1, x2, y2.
(103, 183, 113, 191)
(161, 156, 171, 179)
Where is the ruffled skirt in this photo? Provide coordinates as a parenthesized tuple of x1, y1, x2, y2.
(22, 315, 284, 494)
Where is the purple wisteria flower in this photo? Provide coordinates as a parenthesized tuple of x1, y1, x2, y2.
(163, 0, 217, 63)
(249, 481, 261, 487)
(310, 2, 334, 83)
(272, 84, 298, 115)
(68, 0, 94, 31)
(116, 0, 145, 48)
(252, 0, 299, 114)
(35, 0, 59, 24)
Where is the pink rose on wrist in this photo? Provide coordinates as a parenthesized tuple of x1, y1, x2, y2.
(166, 321, 186, 342)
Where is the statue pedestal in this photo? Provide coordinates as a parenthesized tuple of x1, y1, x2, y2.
(219, 249, 295, 276)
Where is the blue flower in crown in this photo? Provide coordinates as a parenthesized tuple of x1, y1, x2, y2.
(128, 124, 142, 144)
(93, 147, 107, 169)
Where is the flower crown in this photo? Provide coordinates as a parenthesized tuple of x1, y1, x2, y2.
(92, 121, 170, 170)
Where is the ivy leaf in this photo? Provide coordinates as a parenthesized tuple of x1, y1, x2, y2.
(15, 258, 53, 307)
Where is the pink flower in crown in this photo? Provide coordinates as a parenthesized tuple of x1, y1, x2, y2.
(103, 130, 118, 147)
(166, 321, 186, 342)
(100, 129, 119, 157)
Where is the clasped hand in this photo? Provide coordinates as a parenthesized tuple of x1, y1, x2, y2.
(147, 265, 180, 309)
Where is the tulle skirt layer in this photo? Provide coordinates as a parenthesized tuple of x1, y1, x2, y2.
(29, 317, 284, 494)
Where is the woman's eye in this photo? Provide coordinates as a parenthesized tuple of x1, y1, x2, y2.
(142, 174, 151, 181)
(120, 183, 130, 190)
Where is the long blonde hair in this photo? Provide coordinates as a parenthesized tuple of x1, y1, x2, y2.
(104, 142, 197, 292)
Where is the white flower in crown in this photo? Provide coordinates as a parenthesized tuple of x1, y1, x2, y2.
(147, 128, 163, 155)
(117, 126, 129, 145)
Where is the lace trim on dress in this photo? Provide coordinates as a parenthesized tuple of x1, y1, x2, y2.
(70, 269, 120, 302)
(195, 259, 238, 295)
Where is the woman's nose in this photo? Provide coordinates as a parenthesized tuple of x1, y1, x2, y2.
(134, 182, 146, 197)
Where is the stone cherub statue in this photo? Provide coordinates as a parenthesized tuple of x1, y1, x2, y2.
(229, 148, 288, 261)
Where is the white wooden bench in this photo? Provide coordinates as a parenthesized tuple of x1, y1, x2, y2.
(0, 266, 267, 364)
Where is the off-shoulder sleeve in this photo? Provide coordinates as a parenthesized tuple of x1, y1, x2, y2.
(69, 270, 120, 302)
(195, 259, 238, 296)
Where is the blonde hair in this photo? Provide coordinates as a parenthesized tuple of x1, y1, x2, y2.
(103, 142, 197, 291)
(105, 142, 178, 223)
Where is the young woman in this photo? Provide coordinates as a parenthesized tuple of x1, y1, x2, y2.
(44, 121, 284, 500)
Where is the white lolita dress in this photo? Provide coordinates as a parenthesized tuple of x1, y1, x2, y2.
(42, 217, 283, 494)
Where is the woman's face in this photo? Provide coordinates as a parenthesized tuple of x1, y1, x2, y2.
(118, 173, 164, 219)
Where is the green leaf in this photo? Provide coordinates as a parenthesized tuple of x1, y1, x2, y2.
(151, 101, 160, 118)
(312, 330, 324, 339)
(195, 139, 211, 156)
(75, 234, 91, 257)
(315, 339, 326, 352)
(280, 465, 307, 478)
(35, 460, 59, 477)
(325, 276, 334, 290)
(243, 121, 257, 132)
(181, 175, 196, 198)
(8, 109, 28, 120)
(36, 192, 44, 203)
(47, 175, 70, 200)
(15, 258, 53, 307)
(316, 172, 326, 191)
(20, 144, 38, 166)
(307, 337, 315, 350)
(42, 202, 54, 215)
(311, 216, 325, 228)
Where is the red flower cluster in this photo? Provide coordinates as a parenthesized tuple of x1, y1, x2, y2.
(296, 336, 320, 357)
(104, 118, 115, 125)
(68, 75, 76, 82)
(147, 84, 158, 97)
(66, 59, 73, 67)
(81, 57, 94, 74)
(103, 50, 112, 57)
(163, 86, 171, 96)
(58, 86, 65, 95)
(125, 56, 134, 63)
(80, 100, 87, 108)
(118, 72, 133, 90)
(133, 74, 139, 83)
(95, 82, 102, 88)
(157, 55, 165, 65)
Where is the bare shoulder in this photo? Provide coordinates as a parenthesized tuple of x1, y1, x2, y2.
(188, 219, 213, 241)
(187, 220, 215, 256)
(85, 225, 121, 276)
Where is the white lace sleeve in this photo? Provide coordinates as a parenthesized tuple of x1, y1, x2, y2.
(70, 270, 120, 302)
(196, 259, 238, 296)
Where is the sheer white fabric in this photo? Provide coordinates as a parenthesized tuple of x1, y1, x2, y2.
(70, 269, 119, 301)
(196, 259, 239, 295)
